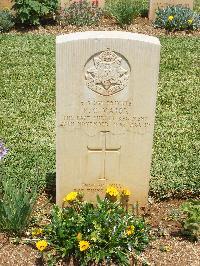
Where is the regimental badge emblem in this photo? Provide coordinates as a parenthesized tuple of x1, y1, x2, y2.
(85, 49, 130, 96)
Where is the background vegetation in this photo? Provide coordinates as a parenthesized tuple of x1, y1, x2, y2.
(0, 35, 199, 199)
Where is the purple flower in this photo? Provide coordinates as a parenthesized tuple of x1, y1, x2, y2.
(0, 141, 8, 160)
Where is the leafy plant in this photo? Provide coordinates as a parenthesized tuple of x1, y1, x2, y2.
(138, 0, 149, 17)
(12, 0, 59, 26)
(154, 5, 200, 31)
(58, 0, 103, 27)
(42, 188, 149, 265)
(0, 9, 15, 32)
(180, 200, 200, 241)
(105, 0, 140, 27)
(0, 178, 38, 235)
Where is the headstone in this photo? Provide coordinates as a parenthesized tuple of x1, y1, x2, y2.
(149, 0, 194, 21)
(56, 31, 160, 207)
(60, 0, 105, 9)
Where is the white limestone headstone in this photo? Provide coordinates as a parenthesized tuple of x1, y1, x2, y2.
(56, 31, 160, 207)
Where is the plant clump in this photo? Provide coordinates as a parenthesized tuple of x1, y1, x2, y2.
(37, 187, 149, 265)
(12, 0, 59, 26)
(0, 141, 38, 235)
(180, 200, 200, 241)
(105, 0, 141, 27)
(154, 5, 200, 31)
(57, 0, 103, 27)
(0, 178, 38, 235)
(0, 9, 15, 33)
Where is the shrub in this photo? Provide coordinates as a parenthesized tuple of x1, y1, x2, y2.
(0, 10, 15, 33)
(41, 188, 149, 265)
(12, 0, 59, 26)
(137, 0, 149, 18)
(180, 200, 200, 241)
(105, 0, 140, 27)
(58, 0, 103, 27)
(154, 5, 200, 31)
(0, 178, 38, 235)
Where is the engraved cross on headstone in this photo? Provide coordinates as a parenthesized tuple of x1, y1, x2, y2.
(87, 131, 121, 180)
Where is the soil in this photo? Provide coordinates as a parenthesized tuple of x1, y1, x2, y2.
(8, 17, 200, 37)
(0, 195, 199, 266)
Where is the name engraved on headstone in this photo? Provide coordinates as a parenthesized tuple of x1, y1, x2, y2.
(59, 100, 151, 133)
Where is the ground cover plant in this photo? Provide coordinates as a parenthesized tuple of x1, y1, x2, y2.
(180, 200, 200, 241)
(0, 35, 199, 200)
(105, 0, 142, 26)
(0, 9, 15, 32)
(0, 177, 38, 235)
(35, 187, 149, 265)
(58, 0, 103, 27)
(12, 0, 59, 26)
(154, 5, 200, 31)
(0, 141, 38, 236)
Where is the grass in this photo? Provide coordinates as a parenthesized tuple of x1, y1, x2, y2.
(0, 35, 55, 187)
(151, 37, 200, 198)
(0, 35, 199, 199)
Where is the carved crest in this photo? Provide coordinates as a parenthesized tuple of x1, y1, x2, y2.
(85, 49, 129, 96)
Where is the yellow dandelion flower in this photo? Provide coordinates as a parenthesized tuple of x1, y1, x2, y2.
(36, 240, 48, 252)
(76, 232, 82, 241)
(168, 15, 174, 21)
(187, 19, 193, 24)
(126, 225, 135, 236)
(32, 228, 43, 237)
(165, 245, 172, 252)
(79, 240, 90, 251)
(121, 188, 131, 196)
(106, 186, 119, 197)
(63, 191, 78, 202)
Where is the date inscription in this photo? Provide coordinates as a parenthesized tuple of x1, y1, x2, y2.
(59, 100, 151, 133)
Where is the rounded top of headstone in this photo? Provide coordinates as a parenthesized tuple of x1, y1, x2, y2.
(56, 31, 160, 46)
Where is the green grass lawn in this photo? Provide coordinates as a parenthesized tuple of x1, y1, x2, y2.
(0, 35, 199, 199)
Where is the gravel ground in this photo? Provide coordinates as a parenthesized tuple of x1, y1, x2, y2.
(8, 17, 200, 37)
